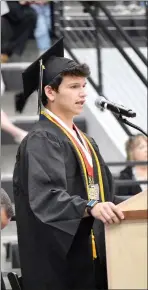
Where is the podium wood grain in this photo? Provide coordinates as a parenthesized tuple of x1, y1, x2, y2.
(105, 190, 147, 289)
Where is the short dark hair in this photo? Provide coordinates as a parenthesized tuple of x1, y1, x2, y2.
(42, 63, 90, 106)
(1, 188, 14, 219)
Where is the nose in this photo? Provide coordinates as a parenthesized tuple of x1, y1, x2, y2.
(79, 87, 87, 98)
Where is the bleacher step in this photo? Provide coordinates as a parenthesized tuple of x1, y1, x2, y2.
(1, 145, 18, 180)
(1, 91, 38, 116)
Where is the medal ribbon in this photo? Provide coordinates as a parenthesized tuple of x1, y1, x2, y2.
(72, 124, 94, 183)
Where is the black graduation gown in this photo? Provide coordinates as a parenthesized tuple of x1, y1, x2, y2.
(13, 117, 114, 290)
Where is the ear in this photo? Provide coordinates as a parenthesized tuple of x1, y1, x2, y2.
(44, 85, 55, 102)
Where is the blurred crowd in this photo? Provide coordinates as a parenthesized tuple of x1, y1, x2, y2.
(1, 1, 52, 63)
(1, 1, 146, 65)
(84, 1, 146, 15)
(1, 0, 53, 144)
(113, 1, 146, 15)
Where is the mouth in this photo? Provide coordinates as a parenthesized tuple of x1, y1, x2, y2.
(75, 100, 85, 105)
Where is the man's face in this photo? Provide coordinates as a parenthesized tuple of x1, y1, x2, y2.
(45, 75, 87, 117)
(1, 207, 10, 230)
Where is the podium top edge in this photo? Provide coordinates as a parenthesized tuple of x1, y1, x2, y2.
(123, 209, 148, 220)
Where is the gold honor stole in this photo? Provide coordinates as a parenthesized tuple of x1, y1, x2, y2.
(41, 110, 105, 259)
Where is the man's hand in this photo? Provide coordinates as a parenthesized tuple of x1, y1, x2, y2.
(90, 202, 124, 224)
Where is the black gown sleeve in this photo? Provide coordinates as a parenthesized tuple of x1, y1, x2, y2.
(24, 131, 88, 253)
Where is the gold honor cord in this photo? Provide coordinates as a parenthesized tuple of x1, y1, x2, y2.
(41, 111, 105, 259)
(81, 134, 105, 203)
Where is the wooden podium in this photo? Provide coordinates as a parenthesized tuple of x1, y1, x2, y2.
(105, 190, 148, 289)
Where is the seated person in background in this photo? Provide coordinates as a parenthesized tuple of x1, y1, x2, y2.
(1, 1, 36, 63)
(116, 134, 147, 196)
(1, 188, 14, 229)
(20, 1, 51, 56)
(1, 188, 14, 290)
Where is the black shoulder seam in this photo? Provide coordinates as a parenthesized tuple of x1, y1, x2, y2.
(27, 126, 64, 147)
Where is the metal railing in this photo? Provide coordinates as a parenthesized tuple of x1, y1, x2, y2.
(106, 160, 148, 167)
(107, 159, 148, 189)
(97, 2, 148, 67)
(115, 179, 147, 187)
(81, 1, 148, 88)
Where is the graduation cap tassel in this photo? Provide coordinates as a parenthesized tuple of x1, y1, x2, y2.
(91, 231, 97, 259)
(38, 59, 45, 114)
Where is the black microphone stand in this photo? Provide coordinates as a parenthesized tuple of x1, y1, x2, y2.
(118, 114, 148, 137)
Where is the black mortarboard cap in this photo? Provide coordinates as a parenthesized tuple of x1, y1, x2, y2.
(22, 37, 77, 112)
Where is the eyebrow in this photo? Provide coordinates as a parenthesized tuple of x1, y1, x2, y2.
(67, 82, 87, 86)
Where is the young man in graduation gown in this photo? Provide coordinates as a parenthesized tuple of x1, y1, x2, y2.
(13, 38, 124, 290)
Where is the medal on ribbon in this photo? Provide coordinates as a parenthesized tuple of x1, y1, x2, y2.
(88, 176, 99, 200)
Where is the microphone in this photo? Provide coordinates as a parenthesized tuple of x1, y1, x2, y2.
(95, 97, 136, 118)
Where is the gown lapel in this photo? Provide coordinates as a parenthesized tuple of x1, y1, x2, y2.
(40, 113, 89, 196)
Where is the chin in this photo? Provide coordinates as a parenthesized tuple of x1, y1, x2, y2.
(75, 112, 81, 116)
(75, 108, 84, 115)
